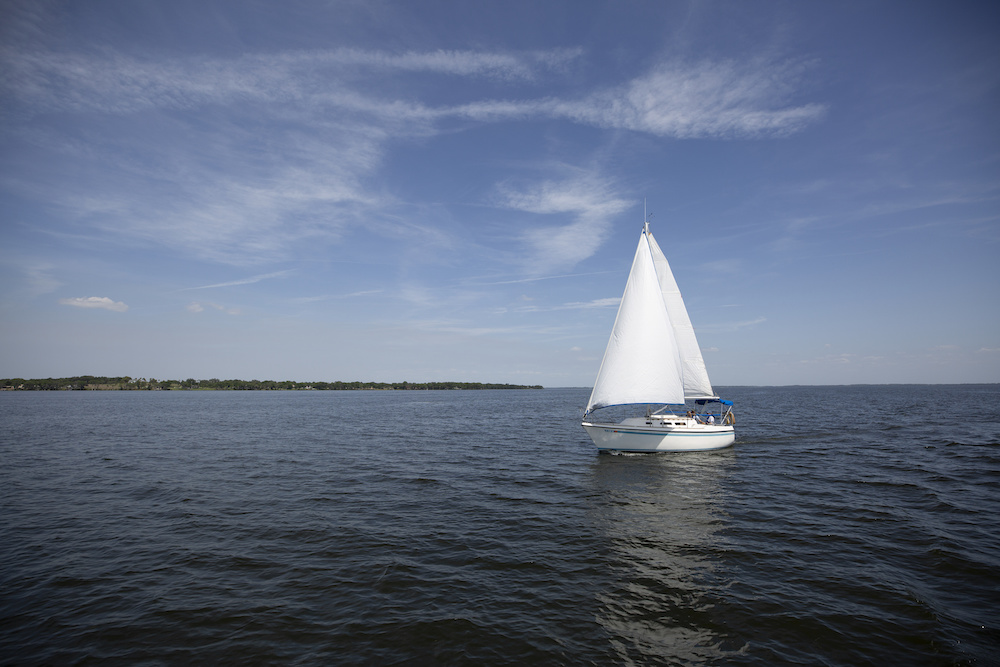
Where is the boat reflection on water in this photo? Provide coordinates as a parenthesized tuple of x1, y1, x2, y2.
(587, 451, 745, 663)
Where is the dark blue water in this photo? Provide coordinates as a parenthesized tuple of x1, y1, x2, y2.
(2, 386, 998, 665)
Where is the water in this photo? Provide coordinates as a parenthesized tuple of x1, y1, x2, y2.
(1, 385, 998, 665)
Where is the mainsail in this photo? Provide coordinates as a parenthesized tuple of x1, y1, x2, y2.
(645, 231, 716, 399)
(585, 227, 684, 412)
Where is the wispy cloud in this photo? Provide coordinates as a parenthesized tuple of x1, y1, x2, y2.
(1, 47, 583, 116)
(406, 318, 560, 338)
(185, 271, 292, 290)
(2, 44, 823, 268)
(292, 289, 383, 303)
(589, 58, 825, 138)
(58, 296, 128, 312)
(307, 47, 583, 81)
(470, 271, 615, 286)
(187, 301, 240, 315)
(498, 175, 632, 272)
(453, 58, 825, 138)
(4, 44, 820, 136)
(517, 297, 620, 312)
(697, 316, 767, 333)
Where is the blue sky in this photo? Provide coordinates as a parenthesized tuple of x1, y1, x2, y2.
(1, 0, 997, 386)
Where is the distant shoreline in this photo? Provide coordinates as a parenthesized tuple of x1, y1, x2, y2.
(1, 376, 544, 391)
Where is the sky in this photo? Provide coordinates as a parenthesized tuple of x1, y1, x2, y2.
(1, 0, 998, 387)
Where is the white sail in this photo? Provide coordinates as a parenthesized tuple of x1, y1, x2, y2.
(646, 231, 716, 399)
(582, 221, 734, 452)
(586, 229, 684, 412)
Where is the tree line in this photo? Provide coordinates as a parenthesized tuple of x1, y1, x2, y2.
(1, 376, 543, 391)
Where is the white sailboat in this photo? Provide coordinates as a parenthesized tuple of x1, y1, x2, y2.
(582, 221, 735, 452)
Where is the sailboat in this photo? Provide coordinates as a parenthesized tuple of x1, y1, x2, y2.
(582, 220, 735, 452)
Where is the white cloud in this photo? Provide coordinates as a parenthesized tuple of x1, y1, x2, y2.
(406, 318, 561, 338)
(58, 296, 128, 312)
(292, 289, 383, 303)
(310, 47, 583, 80)
(185, 270, 292, 290)
(187, 302, 240, 315)
(517, 297, 620, 313)
(578, 297, 622, 308)
(499, 175, 632, 272)
(603, 59, 825, 138)
(2, 45, 823, 267)
(4, 44, 821, 137)
(3, 46, 825, 145)
(470, 271, 615, 286)
(697, 316, 767, 333)
(454, 58, 825, 138)
(0, 47, 583, 116)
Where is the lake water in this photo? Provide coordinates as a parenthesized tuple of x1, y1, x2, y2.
(1, 385, 998, 665)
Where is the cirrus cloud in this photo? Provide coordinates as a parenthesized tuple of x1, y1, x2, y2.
(498, 174, 632, 273)
(2, 43, 824, 268)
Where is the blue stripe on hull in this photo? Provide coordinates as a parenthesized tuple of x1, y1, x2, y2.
(604, 429, 723, 437)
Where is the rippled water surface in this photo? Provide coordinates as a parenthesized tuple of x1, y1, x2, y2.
(2, 386, 998, 665)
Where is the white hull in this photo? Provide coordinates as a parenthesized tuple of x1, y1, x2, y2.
(582, 417, 734, 452)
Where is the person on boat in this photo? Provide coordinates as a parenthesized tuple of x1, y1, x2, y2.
(707, 414, 715, 425)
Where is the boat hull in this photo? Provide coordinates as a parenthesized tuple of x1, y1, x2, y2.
(582, 420, 734, 452)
